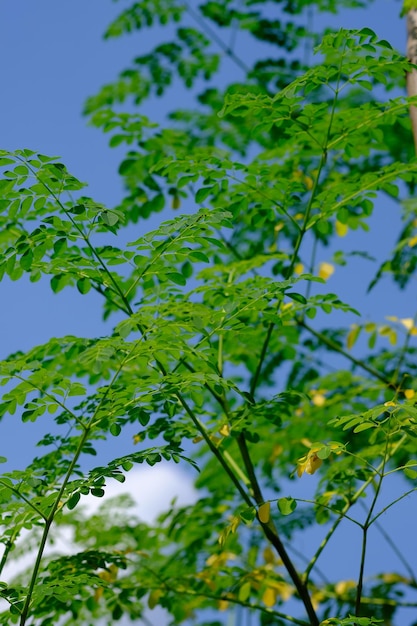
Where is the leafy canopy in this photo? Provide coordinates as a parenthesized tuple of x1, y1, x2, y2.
(1, 2, 417, 626)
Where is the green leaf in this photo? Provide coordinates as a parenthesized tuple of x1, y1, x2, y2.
(101, 210, 120, 226)
(277, 497, 297, 516)
(67, 492, 81, 510)
(238, 581, 251, 602)
(51, 274, 68, 293)
(141, 194, 165, 215)
(286, 292, 307, 304)
(404, 467, 417, 479)
(353, 422, 377, 433)
(76, 277, 91, 294)
(165, 272, 186, 286)
(110, 423, 122, 437)
(240, 507, 256, 525)
(14, 164, 29, 176)
(195, 186, 214, 203)
(20, 249, 33, 270)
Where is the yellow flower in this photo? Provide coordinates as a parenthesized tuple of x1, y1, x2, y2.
(311, 392, 326, 407)
(297, 452, 323, 477)
(218, 598, 229, 611)
(400, 318, 414, 331)
(400, 318, 417, 335)
(318, 262, 335, 281)
(335, 579, 356, 596)
(335, 220, 348, 237)
(296, 441, 343, 477)
(405, 389, 415, 399)
(219, 424, 230, 437)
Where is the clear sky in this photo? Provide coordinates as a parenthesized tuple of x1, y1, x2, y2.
(1, 0, 413, 446)
(0, 0, 410, 355)
(1, 3, 416, 624)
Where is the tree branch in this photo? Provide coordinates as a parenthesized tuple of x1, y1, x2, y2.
(406, 8, 417, 154)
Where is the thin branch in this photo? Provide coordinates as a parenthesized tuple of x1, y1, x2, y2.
(355, 437, 387, 617)
(144, 556, 312, 626)
(294, 498, 362, 528)
(231, 57, 346, 626)
(248, 79, 335, 397)
(19, 427, 91, 626)
(390, 310, 417, 388)
(406, 8, 417, 154)
(303, 434, 406, 584)
(358, 500, 417, 584)
(12, 373, 85, 429)
(0, 539, 13, 577)
(298, 319, 395, 389)
(184, 2, 251, 75)
(18, 340, 147, 625)
(369, 487, 417, 529)
(0, 480, 46, 521)
(184, 588, 312, 626)
(21, 157, 134, 316)
(236, 434, 319, 626)
(173, 392, 253, 507)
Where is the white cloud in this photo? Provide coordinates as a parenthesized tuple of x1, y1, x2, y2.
(83, 462, 198, 524)
(1, 463, 197, 623)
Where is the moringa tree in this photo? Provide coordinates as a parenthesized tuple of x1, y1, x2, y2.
(1, 1, 417, 625)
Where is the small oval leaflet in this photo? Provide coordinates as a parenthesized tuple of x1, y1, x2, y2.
(278, 497, 297, 516)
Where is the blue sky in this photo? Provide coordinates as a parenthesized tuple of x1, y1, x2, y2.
(1, 3, 417, 623)
(0, 0, 412, 481)
(0, 0, 410, 355)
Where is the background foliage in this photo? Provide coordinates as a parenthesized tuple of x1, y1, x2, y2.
(1, 1, 417, 625)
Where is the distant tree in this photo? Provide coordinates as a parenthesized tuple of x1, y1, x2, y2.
(1, 1, 417, 625)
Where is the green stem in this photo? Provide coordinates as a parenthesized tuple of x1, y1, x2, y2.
(0, 533, 17, 577)
(369, 486, 417, 527)
(391, 310, 417, 387)
(124, 214, 207, 301)
(19, 426, 91, 626)
(184, 2, 250, 75)
(236, 434, 319, 626)
(299, 319, 395, 389)
(217, 332, 224, 375)
(22, 158, 133, 316)
(303, 234, 318, 306)
(173, 393, 253, 507)
(223, 450, 251, 488)
(13, 373, 84, 428)
(294, 498, 362, 528)
(363, 502, 417, 583)
(355, 468, 384, 617)
(249, 103, 332, 398)
(355, 453, 386, 616)
(235, 58, 346, 626)
(0, 481, 46, 521)
(18, 338, 142, 624)
(304, 434, 406, 583)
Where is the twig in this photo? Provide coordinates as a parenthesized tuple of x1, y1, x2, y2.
(406, 8, 417, 154)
